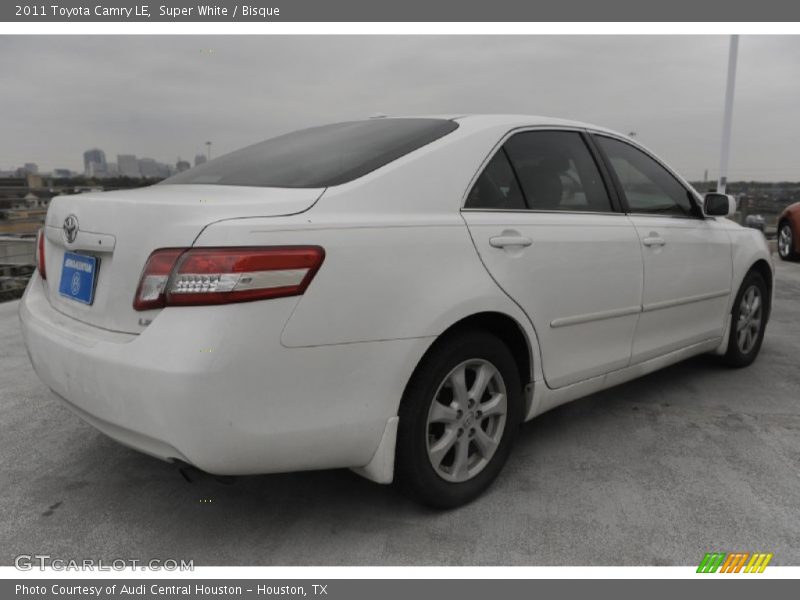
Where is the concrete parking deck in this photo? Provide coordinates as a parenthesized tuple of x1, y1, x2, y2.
(1, 261, 799, 566)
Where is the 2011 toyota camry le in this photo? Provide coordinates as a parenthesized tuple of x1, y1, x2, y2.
(20, 115, 773, 508)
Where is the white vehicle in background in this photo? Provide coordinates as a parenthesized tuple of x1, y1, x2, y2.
(20, 115, 772, 507)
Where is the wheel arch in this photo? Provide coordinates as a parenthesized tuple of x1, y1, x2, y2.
(747, 258, 773, 321)
(408, 311, 535, 414)
(353, 310, 536, 486)
(715, 256, 775, 357)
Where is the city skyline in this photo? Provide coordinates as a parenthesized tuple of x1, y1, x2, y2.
(2, 36, 800, 181)
(1, 146, 209, 178)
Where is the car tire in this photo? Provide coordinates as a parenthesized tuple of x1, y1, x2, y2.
(777, 221, 797, 261)
(723, 270, 768, 368)
(395, 330, 523, 509)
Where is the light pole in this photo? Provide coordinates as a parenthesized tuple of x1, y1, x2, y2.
(717, 35, 739, 194)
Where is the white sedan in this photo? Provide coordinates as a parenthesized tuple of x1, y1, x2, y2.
(20, 115, 772, 507)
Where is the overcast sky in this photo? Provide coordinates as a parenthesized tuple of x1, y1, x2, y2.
(2, 35, 798, 181)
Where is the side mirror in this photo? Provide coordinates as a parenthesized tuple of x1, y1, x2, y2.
(703, 193, 737, 217)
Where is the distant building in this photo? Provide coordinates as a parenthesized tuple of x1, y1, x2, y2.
(24, 192, 48, 209)
(0, 177, 30, 205)
(138, 158, 171, 179)
(194, 154, 207, 167)
(138, 158, 159, 178)
(0, 176, 52, 236)
(83, 148, 107, 178)
(52, 169, 73, 179)
(117, 154, 141, 178)
(15, 164, 39, 177)
(25, 173, 43, 190)
(176, 159, 191, 173)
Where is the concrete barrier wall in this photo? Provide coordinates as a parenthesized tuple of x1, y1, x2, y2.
(0, 237, 35, 266)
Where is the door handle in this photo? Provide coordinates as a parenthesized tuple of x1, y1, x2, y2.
(489, 235, 532, 249)
(642, 234, 666, 248)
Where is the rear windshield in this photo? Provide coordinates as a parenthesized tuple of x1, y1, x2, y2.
(162, 118, 459, 188)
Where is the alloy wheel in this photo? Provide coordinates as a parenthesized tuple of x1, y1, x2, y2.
(426, 359, 508, 483)
(778, 225, 792, 258)
(736, 284, 763, 354)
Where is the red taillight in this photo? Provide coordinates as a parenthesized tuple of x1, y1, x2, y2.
(36, 228, 46, 280)
(133, 246, 325, 311)
(132, 248, 184, 311)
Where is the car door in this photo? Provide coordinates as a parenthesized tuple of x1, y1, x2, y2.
(461, 129, 644, 389)
(593, 134, 733, 363)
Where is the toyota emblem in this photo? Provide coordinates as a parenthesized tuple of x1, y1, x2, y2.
(63, 215, 79, 244)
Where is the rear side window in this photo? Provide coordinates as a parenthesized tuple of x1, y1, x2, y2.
(465, 130, 613, 212)
(162, 118, 458, 188)
(504, 131, 613, 212)
(596, 136, 696, 217)
(464, 149, 526, 210)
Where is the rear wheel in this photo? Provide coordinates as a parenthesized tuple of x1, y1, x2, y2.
(777, 221, 797, 261)
(723, 271, 768, 367)
(395, 330, 523, 508)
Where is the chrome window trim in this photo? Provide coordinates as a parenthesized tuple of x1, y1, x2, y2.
(625, 212, 710, 222)
(458, 124, 707, 221)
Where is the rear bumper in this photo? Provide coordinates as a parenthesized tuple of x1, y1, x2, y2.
(19, 273, 430, 476)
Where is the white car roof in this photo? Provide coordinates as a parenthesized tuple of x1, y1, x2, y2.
(381, 114, 622, 137)
(451, 114, 620, 135)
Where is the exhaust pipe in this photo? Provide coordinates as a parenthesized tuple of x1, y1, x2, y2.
(173, 460, 236, 485)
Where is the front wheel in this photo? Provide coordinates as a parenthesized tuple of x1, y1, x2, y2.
(723, 271, 768, 367)
(395, 330, 523, 508)
(777, 221, 797, 261)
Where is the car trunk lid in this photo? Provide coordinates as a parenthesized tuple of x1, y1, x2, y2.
(42, 184, 323, 334)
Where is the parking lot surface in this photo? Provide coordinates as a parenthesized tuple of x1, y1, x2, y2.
(1, 261, 799, 566)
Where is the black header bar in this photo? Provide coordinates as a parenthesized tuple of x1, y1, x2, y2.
(4, 0, 800, 22)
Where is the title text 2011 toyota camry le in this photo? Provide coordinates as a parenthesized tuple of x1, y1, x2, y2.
(20, 116, 773, 507)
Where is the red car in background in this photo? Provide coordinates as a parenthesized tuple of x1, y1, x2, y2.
(778, 202, 800, 261)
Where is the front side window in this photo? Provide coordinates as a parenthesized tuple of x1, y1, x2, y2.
(596, 136, 697, 217)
